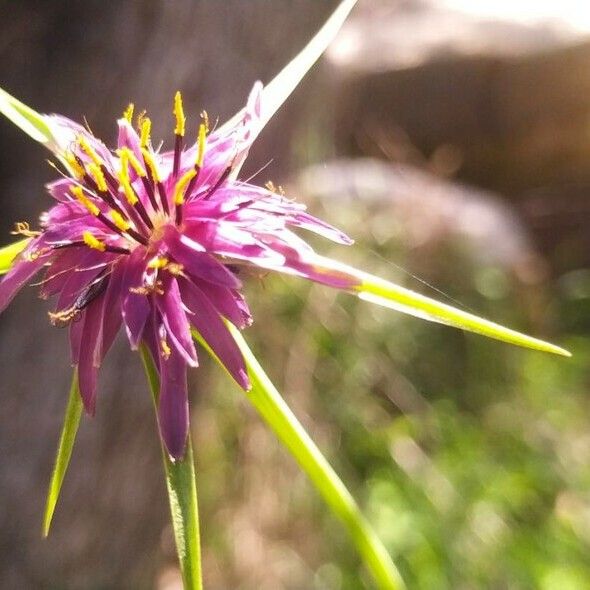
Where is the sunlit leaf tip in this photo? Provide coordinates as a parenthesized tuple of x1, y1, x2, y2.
(42, 370, 83, 537)
(0, 86, 53, 144)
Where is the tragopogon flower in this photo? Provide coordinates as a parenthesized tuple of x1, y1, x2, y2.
(0, 86, 356, 458)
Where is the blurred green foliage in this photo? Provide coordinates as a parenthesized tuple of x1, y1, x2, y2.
(191, 187, 589, 589)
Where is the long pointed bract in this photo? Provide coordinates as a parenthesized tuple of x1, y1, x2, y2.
(195, 325, 406, 590)
(218, 0, 357, 144)
(43, 370, 83, 537)
(309, 255, 571, 357)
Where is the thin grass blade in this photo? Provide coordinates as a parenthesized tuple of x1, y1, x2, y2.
(42, 369, 83, 537)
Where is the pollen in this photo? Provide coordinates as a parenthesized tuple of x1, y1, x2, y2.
(110, 210, 130, 232)
(173, 91, 186, 137)
(173, 168, 197, 205)
(78, 135, 103, 168)
(124, 148, 147, 178)
(72, 186, 100, 216)
(196, 122, 207, 169)
(160, 338, 172, 360)
(140, 117, 151, 149)
(141, 148, 161, 183)
(83, 231, 106, 252)
(123, 103, 134, 124)
(88, 162, 108, 192)
(118, 150, 138, 206)
(64, 151, 85, 179)
(147, 256, 169, 269)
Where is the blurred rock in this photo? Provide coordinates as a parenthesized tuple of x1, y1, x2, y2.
(327, 0, 590, 269)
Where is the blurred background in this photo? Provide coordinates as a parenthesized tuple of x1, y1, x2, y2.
(0, 1, 589, 588)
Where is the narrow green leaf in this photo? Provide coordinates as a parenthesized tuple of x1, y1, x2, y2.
(140, 345, 203, 590)
(43, 369, 83, 537)
(0, 238, 30, 275)
(311, 255, 571, 357)
(219, 0, 357, 135)
(195, 326, 406, 590)
(0, 87, 54, 144)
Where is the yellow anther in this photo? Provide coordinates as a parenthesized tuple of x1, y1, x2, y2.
(123, 103, 134, 124)
(173, 168, 197, 205)
(196, 122, 206, 168)
(78, 135, 102, 167)
(141, 148, 161, 183)
(119, 176, 138, 206)
(83, 231, 106, 252)
(64, 152, 85, 179)
(160, 338, 171, 360)
(140, 117, 151, 148)
(118, 150, 139, 205)
(125, 148, 147, 177)
(88, 162, 108, 192)
(173, 91, 186, 136)
(110, 210, 130, 232)
(147, 256, 169, 269)
(72, 185, 100, 216)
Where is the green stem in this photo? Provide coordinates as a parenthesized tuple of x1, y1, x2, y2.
(195, 326, 406, 590)
(140, 345, 203, 590)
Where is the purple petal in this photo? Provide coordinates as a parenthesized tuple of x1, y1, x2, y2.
(157, 338, 189, 459)
(180, 277, 249, 390)
(0, 254, 47, 313)
(121, 249, 150, 349)
(77, 295, 105, 414)
(156, 276, 198, 367)
(194, 281, 252, 329)
(165, 231, 241, 289)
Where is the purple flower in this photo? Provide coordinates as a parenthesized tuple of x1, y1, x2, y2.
(0, 85, 357, 458)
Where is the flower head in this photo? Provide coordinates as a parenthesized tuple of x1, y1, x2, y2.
(0, 85, 356, 458)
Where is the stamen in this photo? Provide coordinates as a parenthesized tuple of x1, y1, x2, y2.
(142, 148, 169, 214)
(83, 231, 106, 251)
(121, 144, 159, 211)
(123, 103, 134, 124)
(202, 165, 232, 201)
(119, 148, 146, 178)
(140, 118, 151, 149)
(110, 210, 130, 232)
(64, 151, 85, 179)
(118, 150, 154, 230)
(87, 163, 108, 193)
(196, 123, 206, 169)
(173, 169, 197, 206)
(72, 186, 100, 216)
(141, 148, 161, 183)
(173, 168, 197, 224)
(173, 91, 186, 137)
(173, 91, 185, 177)
(78, 135, 103, 168)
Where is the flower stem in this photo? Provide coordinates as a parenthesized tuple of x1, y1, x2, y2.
(140, 345, 203, 590)
(195, 326, 406, 590)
